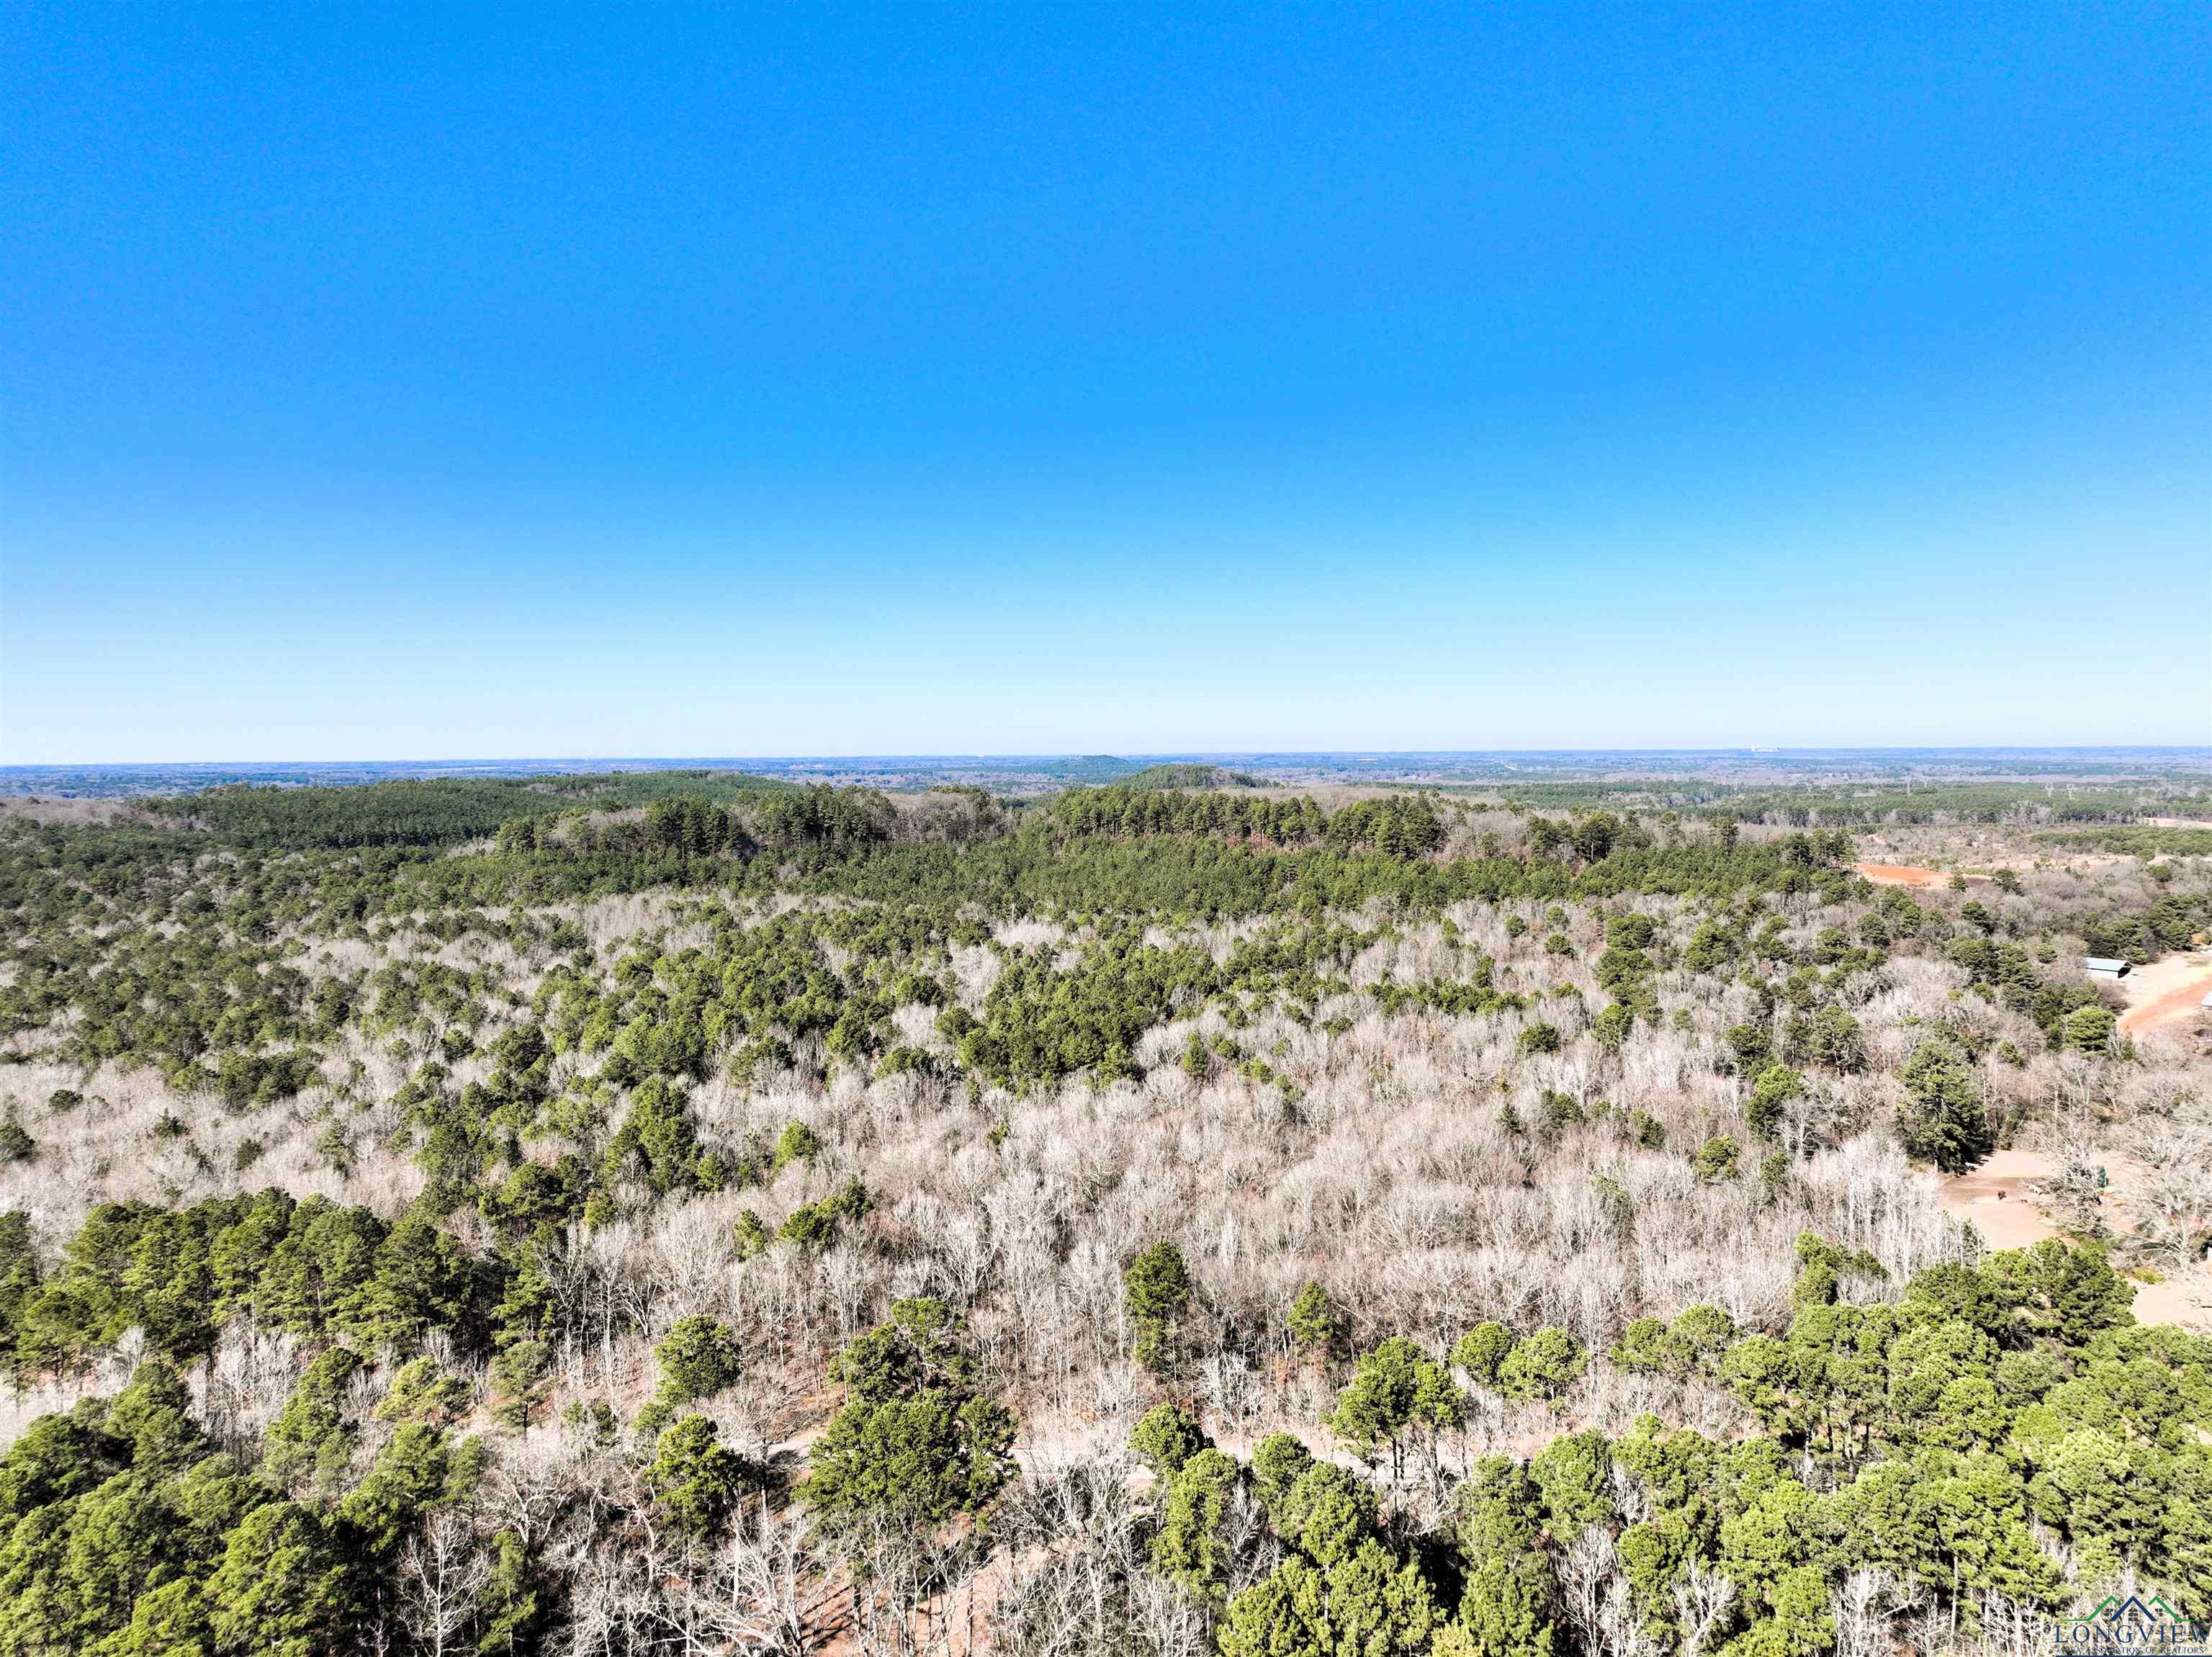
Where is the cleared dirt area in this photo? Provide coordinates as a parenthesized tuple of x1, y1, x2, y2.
(2117, 951, 2212, 1040)
(2132, 1275, 2212, 1329)
(1941, 1150, 2061, 1250)
(1854, 863, 1948, 888)
(1938, 1149, 2211, 1331)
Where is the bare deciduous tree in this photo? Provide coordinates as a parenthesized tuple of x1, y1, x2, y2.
(397, 1506, 491, 1657)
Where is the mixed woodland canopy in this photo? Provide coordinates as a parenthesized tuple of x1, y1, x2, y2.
(0, 770, 2206, 1654)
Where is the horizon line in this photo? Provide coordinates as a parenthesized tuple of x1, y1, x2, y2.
(6, 744, 2210, 771)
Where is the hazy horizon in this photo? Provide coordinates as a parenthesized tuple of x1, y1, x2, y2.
(7, 744, 2207, 804)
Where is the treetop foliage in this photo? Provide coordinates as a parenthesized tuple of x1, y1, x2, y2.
(0, 764, 2206, 1652)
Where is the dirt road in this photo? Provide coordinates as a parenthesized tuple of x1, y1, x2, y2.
(2118, 952, 2212, 1040)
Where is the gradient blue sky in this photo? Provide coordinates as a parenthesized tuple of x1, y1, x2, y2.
(4, 6, 2207, 762)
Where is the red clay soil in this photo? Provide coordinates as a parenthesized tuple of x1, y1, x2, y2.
(1854, 863, 1947, 888)
(2119, 971, 2212, 1038)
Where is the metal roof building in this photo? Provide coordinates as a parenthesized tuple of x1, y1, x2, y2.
(2083, 957, 2131, 978)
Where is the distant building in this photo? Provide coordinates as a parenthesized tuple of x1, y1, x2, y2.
(2083, 957, 2131, 979)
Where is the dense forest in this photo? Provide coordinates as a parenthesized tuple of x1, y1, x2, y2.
(0, 773, 2206, 1655)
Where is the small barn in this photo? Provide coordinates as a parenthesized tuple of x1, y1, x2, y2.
(2083, 957, 2131, 979)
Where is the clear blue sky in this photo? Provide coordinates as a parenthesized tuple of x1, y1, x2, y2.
(4, 6, 2207, 761)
